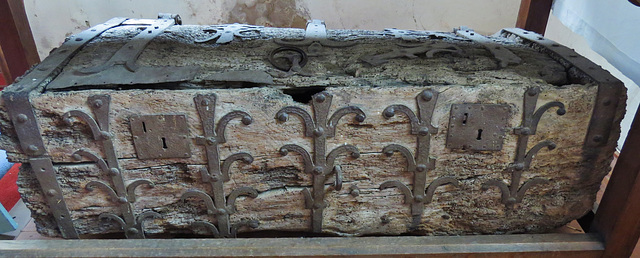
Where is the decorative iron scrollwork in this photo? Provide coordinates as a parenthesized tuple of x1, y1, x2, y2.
(64, 95, 160, 239)
(195, 23, 263, 44)
(181, 93, 259, 238)
(482, 87, 566, 208)
(276, 92, 366, 233)
(379, 89, 460, 229)
(455, 26, 521, 68)
(360, 42, 464, 66)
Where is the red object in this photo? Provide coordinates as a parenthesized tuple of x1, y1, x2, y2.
(0, 72, 6, 86)
(0, 164, 21, 210)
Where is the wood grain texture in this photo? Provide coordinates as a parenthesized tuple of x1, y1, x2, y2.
(0, 25, 621, 237)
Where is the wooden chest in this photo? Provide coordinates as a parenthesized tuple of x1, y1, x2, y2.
(0, 14, 625, 239)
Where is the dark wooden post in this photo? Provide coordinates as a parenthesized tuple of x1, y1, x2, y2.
(516, 0, 553, 35)
(591, 105, 640, 257)
(0, 0, 40, 85)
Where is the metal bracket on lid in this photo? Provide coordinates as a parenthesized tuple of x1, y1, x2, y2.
(501, 28, 623, 149)
(47, 14, 200, 89)
(455, 27, 521, 68)
(275, 20, 356, 56)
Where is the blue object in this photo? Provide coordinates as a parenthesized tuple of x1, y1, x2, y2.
(0, 203, 18, 233)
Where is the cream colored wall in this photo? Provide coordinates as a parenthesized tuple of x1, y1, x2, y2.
(24, 0, 521, 59)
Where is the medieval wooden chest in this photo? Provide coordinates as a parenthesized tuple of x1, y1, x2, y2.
(0, 14, 625, 239)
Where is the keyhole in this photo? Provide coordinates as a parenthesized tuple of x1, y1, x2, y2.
(142, 122, 147, 132)
(162, 137, 168, 149)
(462, 113, 468, 125)
(476, 129, 483, 140)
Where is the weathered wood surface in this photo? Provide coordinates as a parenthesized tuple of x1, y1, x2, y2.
(0, 24, 622, 237)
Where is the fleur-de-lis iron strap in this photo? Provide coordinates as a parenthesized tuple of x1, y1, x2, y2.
(192, 93, 257, 237)
(482, 87, 565, 207)
(99, 211, 161, 239)
(380, 89, 459, 228)
(276, 92, 365, 233)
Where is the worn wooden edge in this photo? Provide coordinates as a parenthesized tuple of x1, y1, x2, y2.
(0, 233, 604, 257)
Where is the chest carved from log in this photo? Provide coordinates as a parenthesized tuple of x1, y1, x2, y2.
(0, 14, 624, 238)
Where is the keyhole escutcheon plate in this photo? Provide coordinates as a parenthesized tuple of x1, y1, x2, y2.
(130, 114, 192, 159)
(446, 104, 511, 151)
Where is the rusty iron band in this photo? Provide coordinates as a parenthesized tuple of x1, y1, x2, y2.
(1, 17, 128, 239)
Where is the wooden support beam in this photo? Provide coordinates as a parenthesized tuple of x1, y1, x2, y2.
(0, 0, 39, 85)
(516, 0, 553, 35)
(592, 104, 640, 257)
(0, 234, 604, 257)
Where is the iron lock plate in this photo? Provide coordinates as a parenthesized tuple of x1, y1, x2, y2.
(446, 104, 510, 151)
(130, 114, 191, 159)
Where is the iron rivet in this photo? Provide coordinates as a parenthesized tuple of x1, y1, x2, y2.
(416, 164, 427, 172)
(16, 114, 28, 123)
(249, 221, 259, 228)
(506, 197, 517, 205)
(314, 94, 326, 103)
(442, 214, 451, 220)
(602, 99, 612, 106)
(520, 128, 531, 135)
(242, 156, 252, 163)
(109, 168, 120, 176)
(47, 189, 57, 196)
(350, 152, 360, 159)
(350, 188, 360, 197)
(593, 135, 603, 143)
(420, 90, 433, 101)
(93, 99, 103, 108)
(312, 166, 324, 175)
(211, 175, 219, 182)
(383, 108, 395, 118)
(206, 138, 216, 145)
(217, 208, 227, 214)
(514, 163, 524, 171)
(127, 228, 139, 234)
(241, 116, 253, 125)
(313, 127, 325, 137)
(557, 108, 566, 115)
(384, 151, 394, 157)
(414, 195, 424, 202)
(101, 131, 112, 139)
(75, 38, 83, 41)
(527, 89, 538, 96)
(118, 197, 128, 203)
(27, 145, 39, 153)
(279, 148, 289, 156)
(313, 202, 323, 209)
(355, 114, 365, 122)
(418, 127, 429, 136)
(201, 99, 209, 106)
(277, 113, 289, 122)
